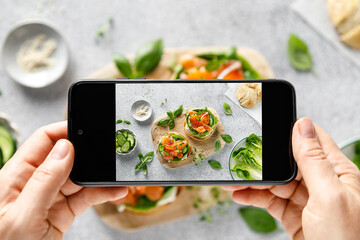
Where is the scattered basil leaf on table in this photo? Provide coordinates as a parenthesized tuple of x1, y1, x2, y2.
(116, 119, 123, 124)
(214, 139, 221, 152)
(223, 103, 232, 115)
(135, 151, 154, 175)
(112, 53, 133, 78)
(134, 39, 163, 76)
(288, 33, 313, 71)
(221, 134, 233, 143)
(239, 207, 277, 233)
(208, 160, 222, 170)
(124, 120, 131, 125)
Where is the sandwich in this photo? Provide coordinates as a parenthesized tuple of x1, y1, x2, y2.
(109, 186, 181, 215)
(184, 108, 218, 140)
(170, 46, 274, 79)
(158, 132, 191, 163)
(236, 83, 262, 108)
(327, 0, 360, 49)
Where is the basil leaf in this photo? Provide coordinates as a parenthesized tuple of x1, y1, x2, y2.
(226, 46, 237, 60)
(173, 105, 183, 118)
(236, 55, 260, 79)
(137, 152, 144, 161)
(157, 118, 170, 126)
(196, 52, 226, 60)
(134, 39, 163, 76)
(288, 34, 312, 71)
(169, 119, 175, 130)
(214, 139, 221, 152)
(167, 111, 174, 119)
(135, 161, 144, 172)
(205, 60, 220, 72)
(112, 53, 133, 78)
(223, 103, 232, 115)
(124, 120, 131, 125)
(221, 134, 233, 143)
(143, 151, 154, 163)
(116, 119, 123, 124)
(142, 164, 147, 175)
(239, 207, 277, 233)
(208, 160, 222, 170)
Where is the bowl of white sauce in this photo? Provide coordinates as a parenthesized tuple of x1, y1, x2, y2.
(131, 100, 152, 122)
(2, 20, 69, 88)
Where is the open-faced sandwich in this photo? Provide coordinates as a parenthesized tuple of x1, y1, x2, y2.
(184, 108, 218, 140)
(158, 132, 191, 163)
(171, 46, 273, 79)
(109, 186, 181, 215)
(327, 0, 360, 49)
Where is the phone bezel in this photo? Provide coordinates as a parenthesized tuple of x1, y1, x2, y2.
(68, 79, 297, 186)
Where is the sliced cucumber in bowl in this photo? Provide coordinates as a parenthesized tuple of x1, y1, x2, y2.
(115, 129, 137, 155)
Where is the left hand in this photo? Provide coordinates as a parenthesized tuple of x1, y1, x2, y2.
(0, 121, 128, 240)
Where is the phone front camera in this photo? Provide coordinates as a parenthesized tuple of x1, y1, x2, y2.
(78, 129, 84, 135)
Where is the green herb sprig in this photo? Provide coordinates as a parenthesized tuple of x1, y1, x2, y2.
(223, 103, 232, 115)
(135, 151, 154, 175)
(116, 119, 131, 125)
(112, 39, 163, 78)
(95, 18, 114, 40)
(157, 105, 183, 130)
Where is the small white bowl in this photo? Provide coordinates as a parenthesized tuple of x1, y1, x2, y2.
(2, 20, 69, 88)
(131, 100, 152, 122)
(339, 135, 360, 160)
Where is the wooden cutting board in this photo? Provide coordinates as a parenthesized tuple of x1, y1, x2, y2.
(85, 46, 274, 232)
(151, 108, 225, 169)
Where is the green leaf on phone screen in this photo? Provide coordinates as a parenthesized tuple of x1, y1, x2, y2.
(116, 119, 123, 124)
(288, 34, 313, 71)
(167, 111, 174, 119)
(221, 134, 233, 143)
(112, 53, 133, 78)
(157, 118, 170, 126)
(223, 103, 232, 115)
(169, 119, 175, 130)
(208, 160, 222, 170)
(135, 151, 154, 175)
(173, 105, 183, 118)
(214, 139, 221, 152)
(239, 207, 277, 233)
(124, 120, 131, 125)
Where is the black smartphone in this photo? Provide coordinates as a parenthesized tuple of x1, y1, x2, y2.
(68, 79, 297, 186)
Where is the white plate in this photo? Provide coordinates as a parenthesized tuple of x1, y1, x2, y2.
(2, 20, 69, 88)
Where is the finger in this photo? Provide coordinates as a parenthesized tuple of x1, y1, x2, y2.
(15, 139, 74, 212)
(67, 187, 128, 216)
(60, 178, 83, 196)
(222, 185, 270, 192)
(0, 122, 68, 203)
(292, 118, 340, 195)
(269, 180, 300, 199)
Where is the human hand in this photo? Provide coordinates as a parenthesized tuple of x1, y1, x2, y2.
(0, 121, 128, 240)
(224, 118, 360, 240)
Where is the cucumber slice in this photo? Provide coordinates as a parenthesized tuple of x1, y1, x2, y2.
(182, 145, 189, 155)
(0, 126, 15, 163)
(116, 146, 122, 153)
(116, 134, 127, 146)
(121, 142, 130, 152)
(127, 135, 135, 147)
(122, 131, 128, 138)
(116, 140, 119, 148)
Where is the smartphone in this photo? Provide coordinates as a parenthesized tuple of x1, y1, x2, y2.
(68, 79, 297, 186)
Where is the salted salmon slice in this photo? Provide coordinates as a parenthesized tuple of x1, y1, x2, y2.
(189, 111, 212, 134)
(145, 186, 165, 201)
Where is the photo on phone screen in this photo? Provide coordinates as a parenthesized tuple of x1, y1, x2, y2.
(115, 82, 263, 182)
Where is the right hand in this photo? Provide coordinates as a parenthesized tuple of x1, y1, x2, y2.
(224, 118, 360, 240)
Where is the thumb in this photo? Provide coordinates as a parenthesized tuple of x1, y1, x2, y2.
(16, 139, 74, 211)
(292, 118, 338, 195)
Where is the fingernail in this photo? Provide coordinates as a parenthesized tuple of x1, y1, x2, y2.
(299, 118, 315, 138)
(50, 140, 70, 160)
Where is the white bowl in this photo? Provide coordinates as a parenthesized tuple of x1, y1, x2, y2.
(131, 100, 152, 122)
(115, 129, 137, 156)
(339, 135, 360, 160)
(2, 20, 69, 88)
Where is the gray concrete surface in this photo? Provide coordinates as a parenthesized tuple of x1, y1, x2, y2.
(1, 0, 360, 239)
(115, 83, 261, 181)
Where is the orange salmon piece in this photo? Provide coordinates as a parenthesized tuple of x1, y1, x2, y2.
(145, 186, 165, 201)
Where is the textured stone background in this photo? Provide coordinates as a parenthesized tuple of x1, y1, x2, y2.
(1, 0, 360, 239)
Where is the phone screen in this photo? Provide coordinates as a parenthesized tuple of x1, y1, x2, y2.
(69, 80, 296, 185)
(115, 82, 263, 181)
